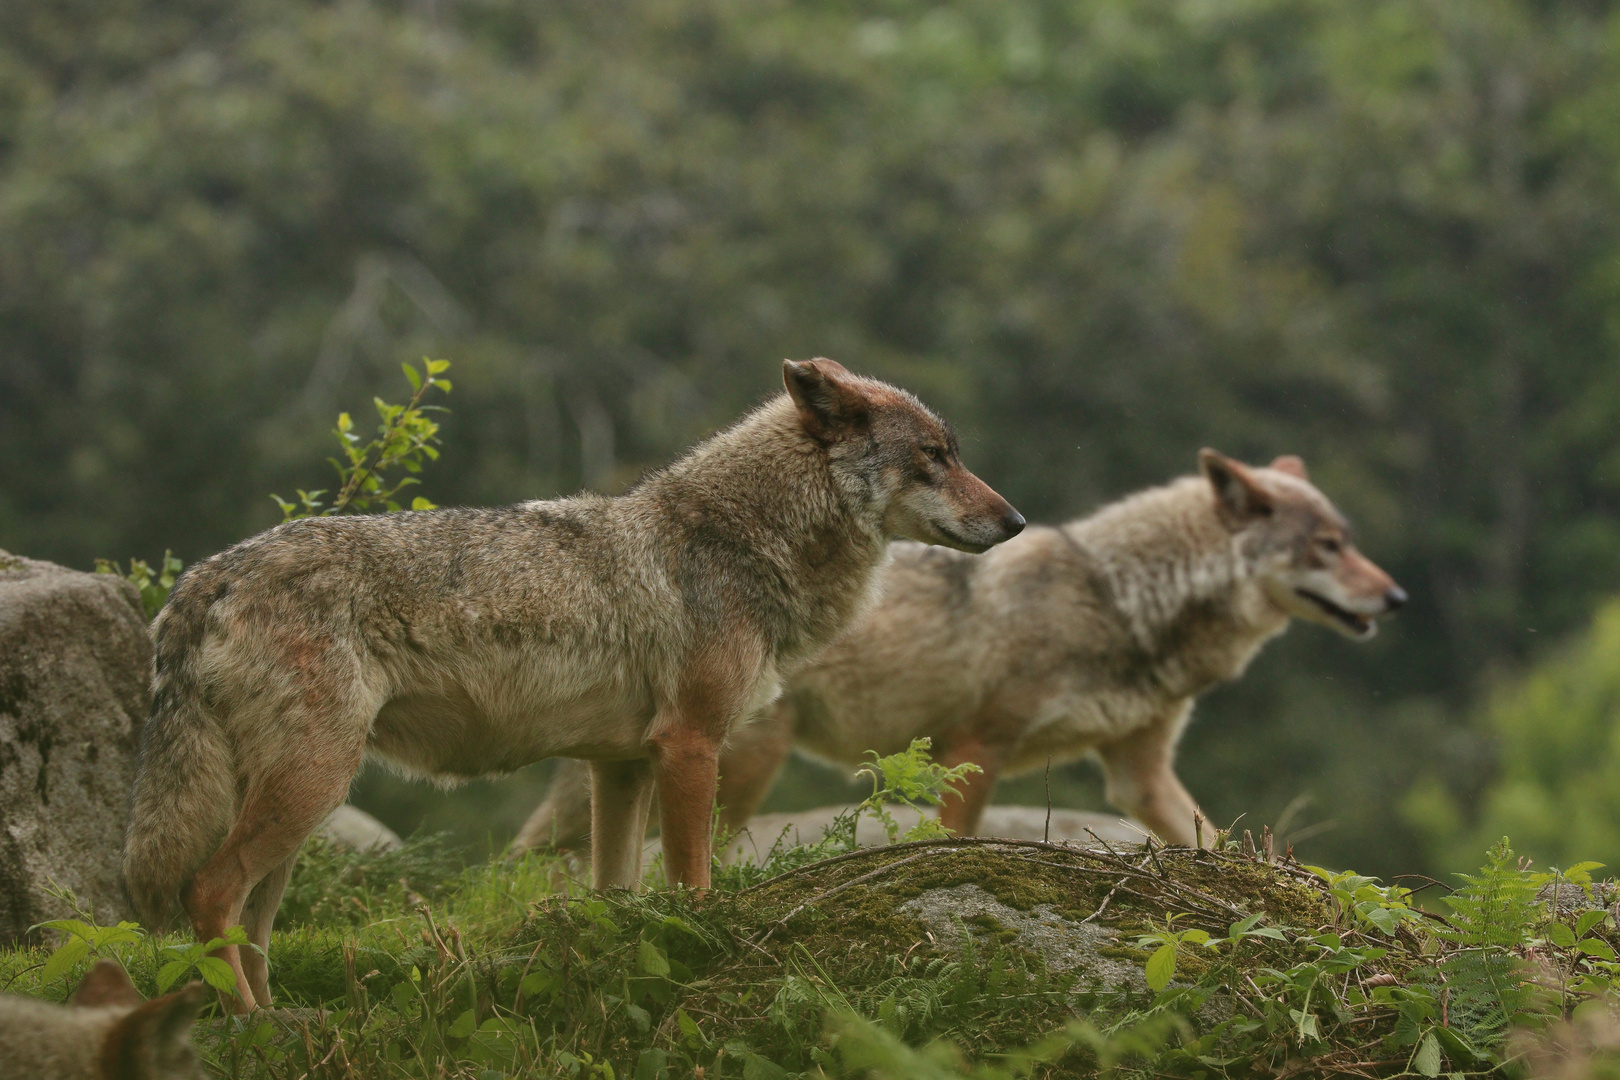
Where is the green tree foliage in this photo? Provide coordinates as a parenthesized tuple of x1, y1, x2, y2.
(5, 0, 1620, 875)
(1410, 601, 1620, 873)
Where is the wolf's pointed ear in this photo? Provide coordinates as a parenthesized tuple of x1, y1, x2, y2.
(70, 958, 143, 1007)
(107, 983, 206, 1069)
(783, 358, 871, 444)
(1268, 455, 1308, 480)
(1200, 448, 1273, 527)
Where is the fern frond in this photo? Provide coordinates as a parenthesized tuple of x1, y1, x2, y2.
(1438, 837, 1554, 1047)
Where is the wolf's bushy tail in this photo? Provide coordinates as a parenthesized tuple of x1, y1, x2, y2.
(123, 604, 236, 931)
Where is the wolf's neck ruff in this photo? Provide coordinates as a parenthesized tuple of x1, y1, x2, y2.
(1066, 476, 1287, 685)
(639, 394, 889, 664)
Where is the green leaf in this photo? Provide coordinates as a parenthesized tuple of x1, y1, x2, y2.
(1576, 910, 1607, 938)
(34, 919, 96, 937)
(676, 1008, 705, 1049)
(1549, 922, 1578, 948)
(426, 358, 450, 375)
(197, 956, 240, 993)
(1228, 913, 1264, 938)
(40, 937, 91, 985)
(391, 980, 415, 1011)
(1145, 943, 1177, 991)
(1579, 937, 1617, 961)
(434, 378, 452, 393)
(1180, 929, 1211, 945)
(448, 1009, 478, 1039)
(1290, 1008, 1320, 1042)
(1360, 903, 1399, 934)
(1414, 1031, 1442, 1076)
(637, 939, 671, 978)
(634, 1048, 669, 1080)
(204, 926, 249, 950)
(402, 362, 422, 392)
(156, 959, 190, 993)
(741, 1051, 788, 1080)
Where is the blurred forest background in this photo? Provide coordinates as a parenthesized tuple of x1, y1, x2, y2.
(6, 0, 1620, 881)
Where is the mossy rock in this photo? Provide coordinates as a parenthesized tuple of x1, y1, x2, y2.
(722, 839, 1330, 966)
(643, 838, 1403, 1072)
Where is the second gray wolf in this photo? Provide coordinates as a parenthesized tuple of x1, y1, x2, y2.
(516, 450, 1404, 856)
(0, 959, 206, 1079)
(122, 358, 1022, 1010)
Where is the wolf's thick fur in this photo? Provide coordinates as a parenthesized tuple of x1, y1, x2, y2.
(516, 450, 1404, 855)
(0, 960, 206, 1080)
(123, 359, 1021, 1010)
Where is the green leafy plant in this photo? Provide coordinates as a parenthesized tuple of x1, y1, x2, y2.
(272, 358, 452, 519)
(26, 882, 147, 991)
(852, 737, 982, 844)
(156, 926, 252, 996)
(94, 360, 452, 620)
(28, 882, 247, 1003)
(29, 916, 145, 989)
(1436, 837, 1556, 1050)
(93, 550, 182, 620)
(1131, 912, 1288, 993)
(1306, 864, 1425, 936)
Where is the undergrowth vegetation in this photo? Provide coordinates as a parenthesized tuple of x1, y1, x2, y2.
(6, 749, 1620, 1078)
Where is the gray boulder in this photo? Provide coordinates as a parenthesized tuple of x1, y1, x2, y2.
(0, 551, 150, 942)
(717, 804, 1144, 863)
(318, 805, 403, 852)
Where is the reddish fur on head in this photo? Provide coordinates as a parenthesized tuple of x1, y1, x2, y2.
(782, 358, 871, 443)
(1200, 447, 1405, 638)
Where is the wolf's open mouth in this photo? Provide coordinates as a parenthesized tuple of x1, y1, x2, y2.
(1295, 589, 1373, 634)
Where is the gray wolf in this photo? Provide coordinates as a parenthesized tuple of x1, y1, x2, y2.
(515, 449, 1404, 856)
(0, 959, 206, 1079)
(123, 359, 1022, 1010)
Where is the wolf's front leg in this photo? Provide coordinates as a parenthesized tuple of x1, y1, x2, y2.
(590, 759, 656, 889)
(1097, 702, 1207, 848)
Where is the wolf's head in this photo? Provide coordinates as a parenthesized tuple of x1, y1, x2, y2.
(783, 359, 1024, 553)
(1200, 449, 1406, 640)
(71, 959, 208, 1079)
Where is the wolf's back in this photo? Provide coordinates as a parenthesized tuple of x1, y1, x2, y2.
(122, 567, 237, 931)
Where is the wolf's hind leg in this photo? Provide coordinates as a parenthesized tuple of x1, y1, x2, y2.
(511, 759, 596, 855)
(935, 736, 1005, 837)
(239, 851, 297, 1007)
(589, 759, 656, 890)
(184, 720, 366, 1011)
(715, 706, 796, 841)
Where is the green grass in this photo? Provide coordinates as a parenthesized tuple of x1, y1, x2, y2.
(5, 822, 1618, 1078)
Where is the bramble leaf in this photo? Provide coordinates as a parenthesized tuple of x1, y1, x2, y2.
(1145, 944, 1177, 991)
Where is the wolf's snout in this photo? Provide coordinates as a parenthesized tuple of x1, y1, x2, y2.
(1383, 585, 1408, 611)
(1001, 507, 1026, 539)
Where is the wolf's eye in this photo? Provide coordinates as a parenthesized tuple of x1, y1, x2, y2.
(1317, 537, 1342, 554)
(922, 446, 946, 465)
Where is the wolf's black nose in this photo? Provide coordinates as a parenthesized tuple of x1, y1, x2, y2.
(1384, 585, 1408, 611)
(1002, 508, 1026, 538)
